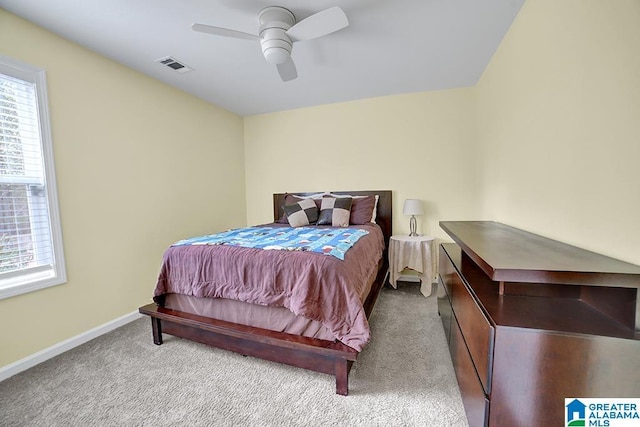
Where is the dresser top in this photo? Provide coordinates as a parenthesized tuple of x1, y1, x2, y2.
(440, 221, 640, 287)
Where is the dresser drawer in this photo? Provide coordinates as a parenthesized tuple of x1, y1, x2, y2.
(438, 245, 456, 303)
(437, 276, 453, 344)
(450, 269, 495, 395)
(450, 317, 490, 427)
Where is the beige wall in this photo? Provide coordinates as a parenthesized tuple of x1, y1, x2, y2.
(476, 0, 640, 264)
(0, 10, 246, 367)
(244, 89, 481, 239)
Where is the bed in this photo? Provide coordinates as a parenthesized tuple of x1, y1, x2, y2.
(138, 190, 392, 395)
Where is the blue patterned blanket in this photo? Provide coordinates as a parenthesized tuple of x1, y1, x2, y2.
(172, 226, 369, 260)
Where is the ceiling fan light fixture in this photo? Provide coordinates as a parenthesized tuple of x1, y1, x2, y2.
(263, 47, 290, 65)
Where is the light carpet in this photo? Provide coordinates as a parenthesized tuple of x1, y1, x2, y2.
(0, 284, 468, 426)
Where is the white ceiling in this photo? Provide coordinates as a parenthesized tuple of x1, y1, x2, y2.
(0, 0, 525, 117)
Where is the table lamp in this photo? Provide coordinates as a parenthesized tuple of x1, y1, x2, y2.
(403, 199, 424, 237)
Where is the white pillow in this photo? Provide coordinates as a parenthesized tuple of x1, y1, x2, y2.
(297, 192, 325, 199)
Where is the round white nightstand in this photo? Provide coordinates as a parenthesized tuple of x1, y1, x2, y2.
(388, 235, 435, 297)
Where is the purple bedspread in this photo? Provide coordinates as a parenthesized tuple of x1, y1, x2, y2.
(153, 223, 385, 351)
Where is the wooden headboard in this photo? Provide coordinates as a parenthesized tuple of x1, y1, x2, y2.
(273, 190, 393, 250)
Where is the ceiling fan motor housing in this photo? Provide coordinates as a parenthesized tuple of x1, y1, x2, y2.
(259, 7, 295, 65)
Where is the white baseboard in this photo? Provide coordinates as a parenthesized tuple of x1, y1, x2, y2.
(0, 310, 142, 382)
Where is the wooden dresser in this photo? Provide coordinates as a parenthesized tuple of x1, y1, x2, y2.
(437, 221, 640, 426)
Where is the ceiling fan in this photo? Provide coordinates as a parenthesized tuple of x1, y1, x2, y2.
(192, 6, 349, 82)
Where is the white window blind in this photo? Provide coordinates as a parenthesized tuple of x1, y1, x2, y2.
(0, 55, 66, 299)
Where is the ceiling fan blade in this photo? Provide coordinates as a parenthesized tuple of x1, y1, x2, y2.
(277, 58, 297, 82)
(285, 7, 349, 42)
(191, 23, 259, 40)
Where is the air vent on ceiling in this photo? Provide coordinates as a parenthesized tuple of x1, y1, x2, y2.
(155, 56, 194, 73)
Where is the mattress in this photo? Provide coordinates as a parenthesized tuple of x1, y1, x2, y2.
(154, 222, 385, 350)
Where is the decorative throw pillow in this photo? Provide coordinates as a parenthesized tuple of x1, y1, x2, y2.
(348, 195, 377, 225)
(278, 193, 323, 223)
(317, 197, 352, 227)
(283, 199, 318, 227)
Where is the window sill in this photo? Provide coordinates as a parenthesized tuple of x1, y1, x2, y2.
(0, 269, 67, 300)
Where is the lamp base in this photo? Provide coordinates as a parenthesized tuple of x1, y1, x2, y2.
(409, 216, 418, 237)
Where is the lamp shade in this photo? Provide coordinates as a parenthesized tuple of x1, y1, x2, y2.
(403, 199, 424, 216)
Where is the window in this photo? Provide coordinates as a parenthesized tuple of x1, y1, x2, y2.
(0, 55, 66, 299)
